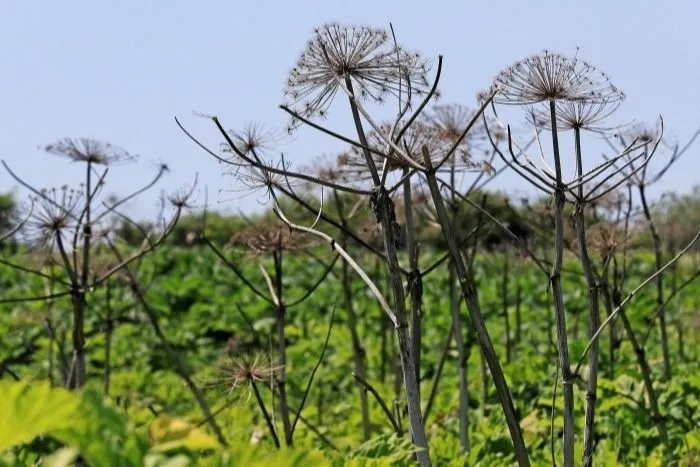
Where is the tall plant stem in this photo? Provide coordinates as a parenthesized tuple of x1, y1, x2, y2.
(272, 250, 293, 447)
(601, 265, 617, 379)
(332, 190, 371, 440)
(638, 183, 671, 380)
(423, 320, 454, 422)
(572, 128, 601, 467)
(446, 161, 472, 451)
(547, 100, 574, 467)
(450, 262, 470, 453)
(68, 161, 93, 389)
(346, 84, 430, 466)
(480, 342, 489, 416)
(403, 167, 422, 396)
(423, 148, 530, 467)
(251, 379, 281, 448)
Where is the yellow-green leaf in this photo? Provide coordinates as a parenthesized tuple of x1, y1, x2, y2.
(149, 416, 220, 452)
(0, 381, 83, 452)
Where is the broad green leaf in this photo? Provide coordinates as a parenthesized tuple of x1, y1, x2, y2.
(0, 381, 83, 452)
(149, 416, 220, 452)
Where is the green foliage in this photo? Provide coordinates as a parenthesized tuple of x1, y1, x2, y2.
(0, 381, 83, 452)
(0, 380, 330, 466)
(0, 241, 698, 465)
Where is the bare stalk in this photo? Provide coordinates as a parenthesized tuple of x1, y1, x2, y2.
(353, 373, 402, 435)
(450, 261, 470, 453)
(422, 147, 530, 467)
(66, 161, 93, 389)
(546, 100, 575, 467)
(268, 251, 293, 447)
(572, 128, 602, 467)
(638, 183, 671, 380)
(403, 167, 422, 396)
(611, 287, 668, 444)
(331, 190, 371, 440)
(250, 378, 281, 448)
(345, 82, 430, 465)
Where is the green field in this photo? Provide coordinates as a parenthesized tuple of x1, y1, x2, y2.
(1, 243, 698, 465)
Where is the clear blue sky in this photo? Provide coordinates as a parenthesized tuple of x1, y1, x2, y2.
(2, 1, 699, 220)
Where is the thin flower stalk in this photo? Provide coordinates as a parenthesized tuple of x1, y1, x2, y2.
(571, 127, 602, 467)
(449, 261, 470, 453)
(603, 122, 698, 381)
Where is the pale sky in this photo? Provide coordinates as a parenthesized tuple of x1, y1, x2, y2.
(2, 1, 699, 219)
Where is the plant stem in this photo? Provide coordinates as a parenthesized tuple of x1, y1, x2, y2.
(103, 280, 114, 396)
(70, 161, 94, 390)
(403, 167, 422, 397)
(547, 100, 574, 467)
(333, 190, 372, 441)
(273, 250, 293, 447)
(251, 379, 281, 448)
(423, 148, 530, 467)
(346, 85, 430, 466)
(573, 128, 601, 467)
(617, 309, 668, 443)
(638, 183, 671, 381)
(450, 262, 470, 453)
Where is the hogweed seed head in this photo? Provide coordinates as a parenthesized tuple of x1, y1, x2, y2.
(222, 157, 299, 204)
(305, 156, 355, 187)
(207, 355, 280, 394)
(222, 123, 283, 161)
(26, 186, 84, 247)
(425, 103, 498, 167)
(526, 97, 625, 133)
(229, 221, 316, 253)
(427, 104, 489, 145)
(617, 122, 661, 146)
(586, 222, 633, 258)
(337, 121, 453, 180)
(42, 138, 137, 165)
(488, 50, 625, 106)
(284, 23, 431, 127)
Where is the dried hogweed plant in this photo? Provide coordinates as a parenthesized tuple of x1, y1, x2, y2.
(283, 23, 431, 127)
(1, 138, 185, 390)
(201, 216, 338, 448)
(484, 50, 700, 467)
(602, 121, 700, 382)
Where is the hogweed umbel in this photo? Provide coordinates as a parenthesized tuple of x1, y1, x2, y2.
(43, 138, 137, 166)
(489, 50, 625, 106)
(284, 23, 431, 127)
